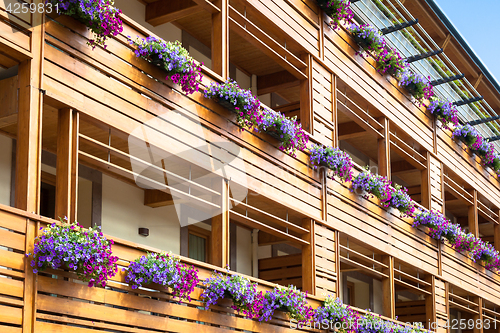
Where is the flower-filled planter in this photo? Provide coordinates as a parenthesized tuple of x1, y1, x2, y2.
(260, 285, 313, 325)
(348, 24, 385, 55)
(351, 168, 391, 200)
(28, 220, 118, 287)
(413, 210, 460, 241)
(452, 124, 480, 147)
(374, 47, 406, 77)
(473, 139, 495, 164)
(316, 0, 354, 30)
(130, 37, 203, 95)
(488, 153, 500, 176)
(314, 296, 358, 329)
(427, 98, 459, 129)
(50, 0, 123, 49)
(413, 210, 500, 270)
(383, 184, 416, 217)
(255, 109, 308, 156)
(204, 80, 262, 129)
(309, 144, 353, 182)
(202, 271, 264, 319)
(399, 69, 434, 103)
(124, 252, 199, 301)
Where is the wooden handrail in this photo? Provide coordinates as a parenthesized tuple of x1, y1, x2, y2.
(79, 133, 221, 197)
(229, 197, 309, 234)
(339, 244, 389, 269)
(393, 268, 431, 287)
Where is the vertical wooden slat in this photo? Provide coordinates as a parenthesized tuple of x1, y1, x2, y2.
(378, 117, 390, 178)
(211, 0, 229, 79)
(335, 230, 341, 299)
(299, 54, 313, 134)
(55, 108, 78, 221)
(302, 218, 315, 295)
(382, 255, 394, 318)
(469, 190, 479, 238)
(332, 74, 338, 147)
(421, 152, 431, 210)
(211, 178, 229, 268)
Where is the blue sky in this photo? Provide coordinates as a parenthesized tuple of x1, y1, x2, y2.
(436, 0, 500, 84)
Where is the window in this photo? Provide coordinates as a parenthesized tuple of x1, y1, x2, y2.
(188, 225, 210, 263)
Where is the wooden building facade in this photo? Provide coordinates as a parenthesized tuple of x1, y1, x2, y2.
(1, 0, 500, 332)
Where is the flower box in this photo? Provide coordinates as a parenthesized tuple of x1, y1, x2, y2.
(148, 53, 165, 67)
(130, 37, 202, 95)
(28, 220, 118, 288)
(217, 297, 234, 308)
(205, 80, 261, 129)
(266, 128, 282, 141)
(216, 97, 240, 114)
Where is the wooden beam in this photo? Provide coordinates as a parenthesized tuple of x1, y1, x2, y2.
(378, 117, 390, 178)
(212, 0, 229, 79)
(474, 73, 484, 89)
(302, 218, 315, 295)
(391, 160, 416, 174)
(441, 34, 452, 50)
(257, 70, 299, 95)
(211, 178, 229, 267)
(145, 0, 204, 27)
(0, 114, 17, 129)
(192, 0, 220, 13)
(469, 190, 479, 238)
(0, 76, 18, 117)
(144, 189, 175, 207)
(55, 109, 78, 222)
(338, 121, 366, 140)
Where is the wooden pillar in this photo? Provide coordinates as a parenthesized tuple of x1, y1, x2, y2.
(469, 190, 479, 238)
(378, 117, 391, 178)
(494, 217, 500, 252)
(332, 74, 338, 147)
(299, 54, 313, 134)
(210, 178, 230, 268)
(15, 20, 45, 212)
(425, 276, 437, 331)
(473, 297, 483, 333)
(211, 0, 229, 79)
(302, 218, 315, 295)
(55, 109, 79, 222)
(382, 255, 395, 318)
